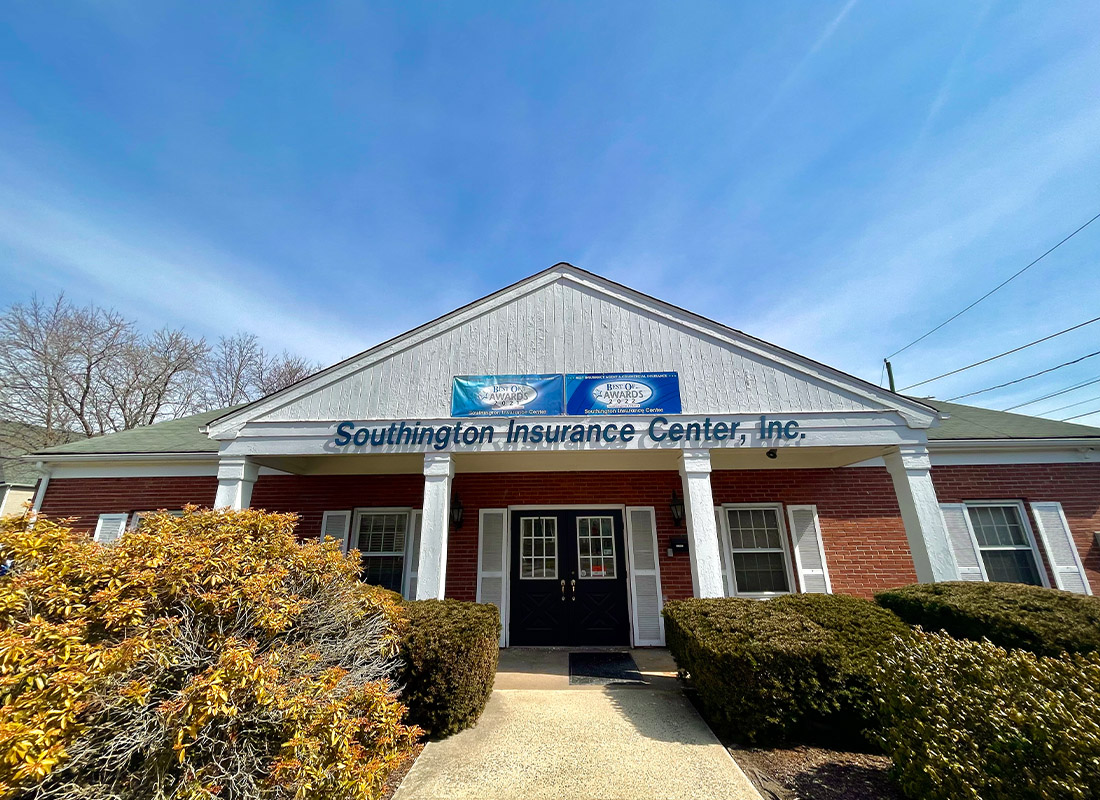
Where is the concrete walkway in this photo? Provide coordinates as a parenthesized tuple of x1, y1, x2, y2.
(393, 649, 762, 800)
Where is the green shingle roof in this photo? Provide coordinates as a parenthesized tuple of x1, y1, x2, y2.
(30, 406, 245, 456)
(26, 399, 1100, 459)
(920, 399, 1100, 441)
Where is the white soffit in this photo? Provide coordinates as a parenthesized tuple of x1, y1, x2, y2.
(206, 265, 937, 436)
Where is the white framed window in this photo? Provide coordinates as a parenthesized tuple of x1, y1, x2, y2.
(352, 509, 411, 594)
(577, 516, 616, 579)
(519, 516, 558, 579)
(722, 504, 795, 596)
(964, 501, 1047, 587)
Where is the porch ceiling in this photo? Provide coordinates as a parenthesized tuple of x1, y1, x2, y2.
(251, 445, 894, 476)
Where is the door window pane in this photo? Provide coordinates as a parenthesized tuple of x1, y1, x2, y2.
(520, 517, 558, 579)
(355, 512, 408, 593)
(577, 516, 616, 579)
(726, 506, 791, 594)
(966, 504, 1043, 586)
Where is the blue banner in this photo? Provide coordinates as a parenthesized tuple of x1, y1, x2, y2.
(566, 372, 681, 415)
(451, 374, 564, 417)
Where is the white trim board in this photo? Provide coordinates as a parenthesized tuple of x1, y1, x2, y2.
(45, 463, 289, 479)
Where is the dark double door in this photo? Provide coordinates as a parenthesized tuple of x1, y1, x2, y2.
(509, 509, 631, 647)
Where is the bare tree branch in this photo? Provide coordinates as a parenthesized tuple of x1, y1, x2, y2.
(0, 295, 317, 450)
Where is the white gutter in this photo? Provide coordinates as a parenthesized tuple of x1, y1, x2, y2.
(928, 438, 1100, 451)
(23, 452, 219, 464)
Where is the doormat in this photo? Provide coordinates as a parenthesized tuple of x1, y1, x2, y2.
(568, 651, 647, 685)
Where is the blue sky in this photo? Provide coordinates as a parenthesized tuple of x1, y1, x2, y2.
(1, 2, 1099, 422)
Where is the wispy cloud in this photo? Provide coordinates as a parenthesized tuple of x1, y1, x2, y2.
(739, 0, 859, 141)
(0, 161, 374, 363)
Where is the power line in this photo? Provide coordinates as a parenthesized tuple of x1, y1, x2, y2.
(945, 350, 1100, 401)
(886, 209, 1100, 359)
(1062, 407, 1100, 422)
(1001, 375, 1100, 411)
(900, 315, 1100, 391)
(1040, 393, 1100, 416)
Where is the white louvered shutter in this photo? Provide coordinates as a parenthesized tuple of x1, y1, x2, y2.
(1031, 502, 1091, 595)
(477, 509, 508, 646)
(321, 510, 352, 552)
(93, 513, 129, 545)
(714, 506, 732, 597)
(786, 505, 831, 594)
(404, 510, 423, 600)
(627, 506, 665, 646)
(939, 504, 986, 581)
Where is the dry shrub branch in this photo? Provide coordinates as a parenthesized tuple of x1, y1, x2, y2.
(0, 507, 419, 800)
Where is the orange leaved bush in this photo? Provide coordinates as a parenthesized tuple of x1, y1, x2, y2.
(0, 507, 420, 800)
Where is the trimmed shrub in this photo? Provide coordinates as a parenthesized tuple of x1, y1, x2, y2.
(875, 581, 1100, 657)
(0, 508, 419, 800)
(875, 629, 1100, 800)
(769, 593, 911, 736)
(399, 599, 500, 738)
(663, 594, 907, 745)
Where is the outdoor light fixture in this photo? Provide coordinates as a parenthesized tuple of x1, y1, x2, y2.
(670, 490, 685, 527)
(450, 495, 464, 529)
(766, 448, 778, 459)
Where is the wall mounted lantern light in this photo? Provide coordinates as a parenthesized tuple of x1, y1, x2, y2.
(450, 495, 464, 529)
(670, 490, 685, 527)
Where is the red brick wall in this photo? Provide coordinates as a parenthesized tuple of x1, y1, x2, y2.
(250, 474, 424, 541)
(711, 468, 916, 598)
(930, 463, 1100, 593)
(35, 461, 1100, 602)
(38, 476, 219, 532)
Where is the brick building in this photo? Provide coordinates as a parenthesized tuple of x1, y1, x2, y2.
(25, 265, 1100, 646)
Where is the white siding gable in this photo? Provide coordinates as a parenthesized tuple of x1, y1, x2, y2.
(238, 269, 913, 426)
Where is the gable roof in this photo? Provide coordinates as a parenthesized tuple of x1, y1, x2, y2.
(204, 263, 940, 434)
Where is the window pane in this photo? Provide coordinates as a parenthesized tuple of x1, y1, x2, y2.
(357, 512, 408, 554)
(361, 555, 404, 593)
(968, 505, 1027, 547)
(725, 507, 790, 594)
(520, 517, 558, 579)
(732, 552, 790, 593)
(355, 512, 407, 592)
(981, 549, 1042, 586)
(577, 516, 616, 579)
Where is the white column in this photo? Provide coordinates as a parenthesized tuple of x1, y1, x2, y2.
(31, 461, 51, 513)
(416, 453, 454, 600)
(214, 457, 259, 511)
(679, 448, 725, 598)
(884, 444, 956, 583)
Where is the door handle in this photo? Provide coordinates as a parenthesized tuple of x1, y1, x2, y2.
(561, 579, 566, 601)
(571, 579, 576, 601)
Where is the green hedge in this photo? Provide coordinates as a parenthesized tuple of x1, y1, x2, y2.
(875, 581, 1100, 657)
(875, 629, 1100, 800)
(399, 599, 500, 738)
(663, 594, 909, 745)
